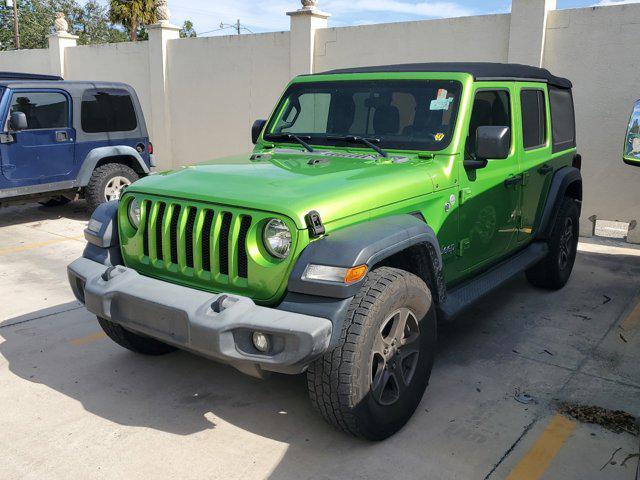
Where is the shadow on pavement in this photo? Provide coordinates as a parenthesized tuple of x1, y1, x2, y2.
(0, 201, 89, 228)
(1, 250, 640, 479)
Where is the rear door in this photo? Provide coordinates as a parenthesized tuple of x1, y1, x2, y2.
(516, 84, 553, 242)
(0, 89, 75, 185)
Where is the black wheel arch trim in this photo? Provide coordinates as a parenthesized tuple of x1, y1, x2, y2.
(287, 214, 446, 303)
(535, 166, 582, 241)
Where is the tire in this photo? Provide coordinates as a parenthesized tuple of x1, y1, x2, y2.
(307, 267, 437, 440)
(85, 163, 139, 211)
(39, 196, 72, 207)
(526, 196, 579, 290)
(97, 317, 177, 356)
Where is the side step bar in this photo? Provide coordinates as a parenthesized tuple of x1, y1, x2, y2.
(439, 242, 548, 320)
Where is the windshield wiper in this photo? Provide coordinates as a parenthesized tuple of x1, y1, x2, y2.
(328, 135, 388, 158)
(264, 133, 315, 152)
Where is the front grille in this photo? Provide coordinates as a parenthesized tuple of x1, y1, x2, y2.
(139, 199, 253, 280)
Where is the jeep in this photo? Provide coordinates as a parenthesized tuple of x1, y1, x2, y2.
(68, 63, 582, 440)
(0, 72, 153, 210)
(624, 98, 640, 167)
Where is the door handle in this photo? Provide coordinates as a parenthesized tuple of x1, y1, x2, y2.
(538, 164, 553, 175)
(55, 131, 69, 142)
(504, 175, 522, 187)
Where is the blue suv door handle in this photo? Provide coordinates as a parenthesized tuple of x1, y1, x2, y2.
(55, 131, 69, 142)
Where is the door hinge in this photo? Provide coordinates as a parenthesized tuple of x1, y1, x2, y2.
(460, 188, 472, 205)
(457, 238, 471, 256)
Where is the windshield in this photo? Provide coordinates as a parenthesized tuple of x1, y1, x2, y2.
(265, 80, 462, 151)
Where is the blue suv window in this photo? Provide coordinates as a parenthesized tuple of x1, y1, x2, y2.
(9, 91, 69, 130)
(81, 88, 137, 133)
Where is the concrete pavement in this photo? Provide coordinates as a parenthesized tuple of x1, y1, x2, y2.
(0, 202, 639, 480)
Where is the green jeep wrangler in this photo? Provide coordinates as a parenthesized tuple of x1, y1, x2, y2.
(68, 63, 582, 440)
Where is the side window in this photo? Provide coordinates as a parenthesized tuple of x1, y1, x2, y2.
(81, 88, 137, 133)
(548, 86, 576, 152)
(9, 91, 69, 130)
(467, 90, 511, 156)
(520, 89, 547, 149)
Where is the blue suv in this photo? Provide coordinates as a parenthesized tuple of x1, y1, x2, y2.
(0, 72, 153, 210)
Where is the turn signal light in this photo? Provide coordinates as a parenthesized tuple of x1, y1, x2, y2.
(344, 265, 368, 284)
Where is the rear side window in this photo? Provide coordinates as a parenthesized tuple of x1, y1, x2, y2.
(548, 86, 576, 152)
(520, 90, 546, 149)
(81, 88, 137, 133)
(9, 91, 69, 130)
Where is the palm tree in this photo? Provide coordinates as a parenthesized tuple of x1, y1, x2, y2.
(109, 0, 157, 42)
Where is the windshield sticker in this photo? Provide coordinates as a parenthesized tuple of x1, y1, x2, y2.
(430, 98, 453, 111)
(437, 89, 448, 99)
(434, 133, 445, 142)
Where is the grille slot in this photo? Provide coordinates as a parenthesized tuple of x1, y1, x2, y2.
(201, 210, 215, 272)
(219, 212, 232, 275)
(237, 216, 252, 279)
(142, 201, 150, 257)
(169, 205, 182, 264)
(155, 202, 166, 260)
(185, 207, 197, 268)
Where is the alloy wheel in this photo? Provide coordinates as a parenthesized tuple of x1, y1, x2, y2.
(371, 308, 421, 406)
(558, 217, 575, 271)
(104, 176, 132, 202)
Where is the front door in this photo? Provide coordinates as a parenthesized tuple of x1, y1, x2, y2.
(458, 85, 521, 273)
(0, 90, 75, 185)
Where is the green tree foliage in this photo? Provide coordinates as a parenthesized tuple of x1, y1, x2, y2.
(0, 0, 127, 50)
(109, 0, 156, 42)
(180, 19, 197, 38)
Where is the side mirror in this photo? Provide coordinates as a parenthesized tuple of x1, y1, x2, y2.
(252, 119, 267, 145)
(9, 111, 28, 131)
(476, 126, 511, 160)
(623, 100, 640, 167)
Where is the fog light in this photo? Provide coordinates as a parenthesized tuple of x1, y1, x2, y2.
(252, 331, 269, 353)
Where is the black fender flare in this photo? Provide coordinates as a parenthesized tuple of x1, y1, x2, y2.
(286, 214, 444, 301)
(535, 166, 582, 240)
(76, 146, 150, 186)
(82, 200, 123, 266)
(279, 214, 445, 348)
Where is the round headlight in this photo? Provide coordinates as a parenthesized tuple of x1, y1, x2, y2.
(128, 198, 141, 229)
(263, 219, 291, 259)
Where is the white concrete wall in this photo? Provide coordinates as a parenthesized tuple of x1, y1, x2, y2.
(315, 14, 510, 71)
(0, 48, 52, 75)
(0, 3, 640, 232)
(165, 32, 290, 164)
(64, 42, 153, 143)
(544, 4, 640, 233)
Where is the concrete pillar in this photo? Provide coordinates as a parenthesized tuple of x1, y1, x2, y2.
(508, 0, 556, 66)
(47, 13, 78, 78)
(147, 16, 180, 170)
(287, 1, 330, 77)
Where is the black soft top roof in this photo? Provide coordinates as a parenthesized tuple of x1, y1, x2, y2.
(0, 72, 63, 84)
(319, 62, 572, 89)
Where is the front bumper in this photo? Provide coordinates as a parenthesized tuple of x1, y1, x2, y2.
(67, 258, 332, 377)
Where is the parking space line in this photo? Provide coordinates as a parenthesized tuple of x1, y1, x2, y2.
(506, 414, 577, 480)
(68, 331, 107, 346)
(0, 236, 84, 256)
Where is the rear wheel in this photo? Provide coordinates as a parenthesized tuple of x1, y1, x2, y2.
(526, 196, 579, 290)
(307, 267, 437, 440)
(85, 163, 139, 211)
(97, 317, 176, 355)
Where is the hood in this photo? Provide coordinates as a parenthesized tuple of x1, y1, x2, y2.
(128, 149, 435, 229)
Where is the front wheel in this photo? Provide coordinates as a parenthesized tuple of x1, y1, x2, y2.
(307, 267, 437, 440)
(526, 196, 579, 290)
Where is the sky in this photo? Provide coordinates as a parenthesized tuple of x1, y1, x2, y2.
(97, 0, 640, 36)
